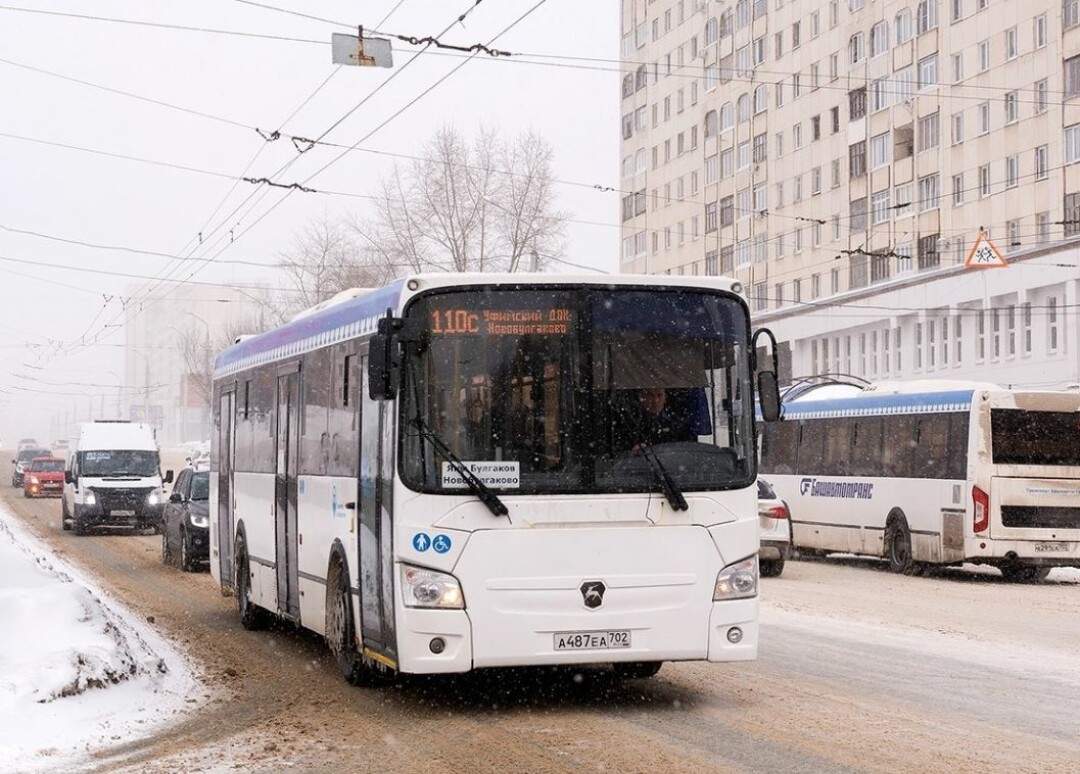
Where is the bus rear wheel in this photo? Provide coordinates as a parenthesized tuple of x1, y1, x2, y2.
(885, 517, 922, 576)
(1000, 565, 1051, 583)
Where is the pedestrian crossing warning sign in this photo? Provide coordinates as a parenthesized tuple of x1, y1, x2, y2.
(964, 232, 1008, 269)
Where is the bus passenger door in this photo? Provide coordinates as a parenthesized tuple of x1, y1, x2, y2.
(358, 354, 394, 657)
(275, 368, 301, 619)
(217, 389, 235, 587)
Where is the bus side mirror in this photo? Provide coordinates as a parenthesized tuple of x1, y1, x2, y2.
(369, 310, 422, 401)
(163, 470, 174, 484)
(64, 470, 73, 484)
(368, 331, 399, 400)
(758, 372, 781, 422)
(752, 327, 783, 423)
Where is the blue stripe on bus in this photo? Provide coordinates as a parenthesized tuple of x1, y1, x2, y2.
(213, 279, 407, 378)
(780, 389, 975, 419)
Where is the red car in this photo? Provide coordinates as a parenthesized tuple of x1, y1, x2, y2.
(24, 456, 65, 498)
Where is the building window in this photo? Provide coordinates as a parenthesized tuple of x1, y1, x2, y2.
(871, 132, 890, 168)
(871, 77, 890, 112)
(976, 309, 986, 362)
(952, 113, 964, 144)
(871, 189, 891, 224)
(831, 267, 841, 294)
(1005, 155, 1019, 188)
(978, 102, 990, 134)
(1048, 296, 1059, 351)
(793, 279, 802, 303)
(849, 87, 867, 120)
(917, 0, 938, 33)
(979, 164, 991, 196)
(849, 141, 867, 178)
(870, 22, 888, 57)
(1034, 14, 1047, 48)
(917, 112, 939, 151)
(1067, 55, 1080, 98)
(831, 158, 842, 188)
(1022, 302, 1032, 355)
(1035, 79, 1048, 113)
(955, 315, 963, 364)
(1004, 91, 1018, 124)
(1037, 211, 1050, 242)
(1007, 219, 1021, 247)
(1067, 125, 1080, 165)
(918, 233, 940, 269)
(1064, 192, 1080, 237)
(952, 173, 964, 205)
(991, 308, 1001, 360)
(915, 322, 923, 370)
(918, 55, 937, 91)
(895, 9, 913, 43)
(704, 250, 718, 276)
(977, 40, 990, 72)
(720, 245, 734, 273)
(894, 183, 913, 218)
(811, 273, 822, 298)
(1006, 305, 1017, 357)
(849, 33, 865, 64)
(1005, 27, 1017, 60)
(1068, 0, 1080, 30)
(720, 196, 735, 227)
(918, 174, 939, 211)
(850, 197, 868, 231)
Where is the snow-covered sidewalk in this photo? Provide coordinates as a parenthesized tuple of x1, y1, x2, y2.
(0, 505, 198, 771)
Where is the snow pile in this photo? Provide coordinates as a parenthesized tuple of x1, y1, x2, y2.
(0, 508, 196, 771)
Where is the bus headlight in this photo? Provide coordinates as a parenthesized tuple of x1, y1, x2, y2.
(148, 492, 161, 506)
(400, 565, 464, 609)
(713, 556, 758, 600)
(84, 491, 96, 505)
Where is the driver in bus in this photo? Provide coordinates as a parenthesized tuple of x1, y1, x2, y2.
(629, 387, 695, 452)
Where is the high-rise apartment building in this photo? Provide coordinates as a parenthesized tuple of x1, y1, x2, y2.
(620, 0, 1080, 388)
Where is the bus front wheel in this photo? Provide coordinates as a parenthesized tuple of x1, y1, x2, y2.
(235, 537, 267, 630)
(885, 516, 922, 576)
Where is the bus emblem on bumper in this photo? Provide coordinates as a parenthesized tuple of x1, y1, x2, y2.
(580, 581, 606, 609)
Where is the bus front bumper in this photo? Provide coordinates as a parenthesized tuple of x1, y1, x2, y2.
(393, 597, 758, 675)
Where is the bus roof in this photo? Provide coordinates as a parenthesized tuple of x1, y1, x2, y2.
(781, 388, 977, 419)
(213, 273, 746, 379)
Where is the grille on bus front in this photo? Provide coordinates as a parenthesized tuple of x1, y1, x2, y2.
(1000, 506, 1080, 530)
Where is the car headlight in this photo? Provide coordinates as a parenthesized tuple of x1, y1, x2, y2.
(400, 565, 464, 609)
(29, 476, 39, 485)
(713, 556, 758, 601)
(84, 491, 97, 505)
(189, 513, 209, 528)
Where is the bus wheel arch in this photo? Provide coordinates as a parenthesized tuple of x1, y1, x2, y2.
(884, 510, 921, 576)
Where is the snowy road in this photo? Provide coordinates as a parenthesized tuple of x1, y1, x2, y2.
(4, 486, 1079, 773)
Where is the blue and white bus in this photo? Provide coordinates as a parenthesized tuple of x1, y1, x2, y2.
(209, 274, 780, 683)
(760, 380, 1080, 582)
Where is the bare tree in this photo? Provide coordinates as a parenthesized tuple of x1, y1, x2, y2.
(367, 126, 568, 274)
(268, 212, 396, 323)
(177, 311, 263, 408)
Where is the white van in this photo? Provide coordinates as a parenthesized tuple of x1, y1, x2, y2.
(62, 421, 173, 535)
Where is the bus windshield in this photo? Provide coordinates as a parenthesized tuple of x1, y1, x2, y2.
(399, 287, 755, 495)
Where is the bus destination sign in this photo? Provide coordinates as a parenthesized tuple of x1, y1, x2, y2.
(429, 307, 574, 336)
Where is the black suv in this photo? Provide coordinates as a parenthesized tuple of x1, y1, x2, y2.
(161, 468, 210, 572)
(12, 447, 51, 487)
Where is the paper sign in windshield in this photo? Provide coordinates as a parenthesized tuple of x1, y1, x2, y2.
(441, 461, 520, 489)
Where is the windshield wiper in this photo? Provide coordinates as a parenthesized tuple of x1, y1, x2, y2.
(637, 443, 688, 511)
(411, 417, 509, 518)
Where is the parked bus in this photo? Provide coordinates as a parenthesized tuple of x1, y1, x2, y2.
(760, 380, 1080, 582)
(210, 274, 780, 683)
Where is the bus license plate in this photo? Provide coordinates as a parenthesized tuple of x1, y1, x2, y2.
(1034, 542, 1073, 553)
(553, 630, 631, 651)
(111, 510, 135, 517)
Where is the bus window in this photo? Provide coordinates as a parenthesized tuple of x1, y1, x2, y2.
(822, 418, 853, 476)
(761, 420, 798, 475)
(796, 421, 826, 474)
(912, 414, 951, 479)
(849, 417, 883, 477)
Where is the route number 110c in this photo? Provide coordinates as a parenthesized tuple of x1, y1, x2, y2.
(431, 310, 480, 334)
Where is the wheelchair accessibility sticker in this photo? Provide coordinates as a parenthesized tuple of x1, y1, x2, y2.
(412, 532, 453, 554)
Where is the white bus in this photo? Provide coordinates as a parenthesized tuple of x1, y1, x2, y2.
(760, 380, 1080, 582)
(209, 274, 781, 683)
